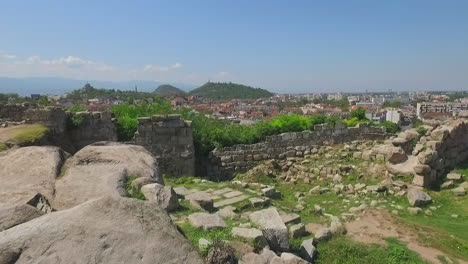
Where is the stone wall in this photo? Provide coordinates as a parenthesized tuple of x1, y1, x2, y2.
(134, 114, 195, 177)
(207, 122, 388, 180)
(67, 111, 118, 149)
(0, 104, 30, 121)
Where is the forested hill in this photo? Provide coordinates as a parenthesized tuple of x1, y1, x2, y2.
(188, 82, 273, 100)
(154, 84, 186, 96)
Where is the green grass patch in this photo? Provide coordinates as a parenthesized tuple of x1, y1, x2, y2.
(0, 143, 8, 151)
(316, 237, 428, 264)
(124, 174, 146, 200)
(12, 124, 49, 144)
(178, 219, 236, 255)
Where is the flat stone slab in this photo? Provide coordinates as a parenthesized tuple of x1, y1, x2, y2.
(186, 191, 215, 212)
(279, 211, 301, 225)
(231, 227, 265, 241)
(188, 212, 226, 230)
(173, 186, 189, 198)
(223, 190, 243, 198)
(212, 187, 234, 195)
(214, 194, 249, 208)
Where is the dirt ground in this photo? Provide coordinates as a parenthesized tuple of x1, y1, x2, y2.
(345, 210, 468, 264)
(0, 124, 35, 143)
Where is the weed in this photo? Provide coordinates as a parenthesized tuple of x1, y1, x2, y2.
(124, 174, 146, 200)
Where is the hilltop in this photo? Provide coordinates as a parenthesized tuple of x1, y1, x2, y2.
(154, 84, 186, 97)
(189, 82, 273, 100)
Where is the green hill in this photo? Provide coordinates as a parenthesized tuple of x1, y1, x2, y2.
(189, 82, 273, 100)
(154, 84, 186, 96)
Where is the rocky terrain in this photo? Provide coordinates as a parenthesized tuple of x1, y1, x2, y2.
(0, 142, 202, 264)
(1, 119, 467, 264)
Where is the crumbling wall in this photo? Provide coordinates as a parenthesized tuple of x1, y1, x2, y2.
(410, 120, 468, 187)
(134, 114, 195, 177)
(208, 122, 388, 180)
(67, 111, 118, 149)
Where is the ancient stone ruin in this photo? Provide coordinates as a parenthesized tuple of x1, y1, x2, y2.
(134, 114, 195, 177)
(382, 119, 468, 188)
(208, 122, 389, 180)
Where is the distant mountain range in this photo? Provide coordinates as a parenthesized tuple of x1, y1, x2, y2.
(0, 77, 195, 96)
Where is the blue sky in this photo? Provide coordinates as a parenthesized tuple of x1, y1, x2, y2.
(1, 0, 467, 93)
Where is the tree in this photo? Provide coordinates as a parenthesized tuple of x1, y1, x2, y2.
(350, 107, 367, 120)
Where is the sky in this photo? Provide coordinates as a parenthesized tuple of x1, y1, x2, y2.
(1, 0, 468, 93)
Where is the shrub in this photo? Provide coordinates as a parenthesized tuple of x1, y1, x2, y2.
(380, 121, 401, 134)
(350, 107, 367, 120)
(416, 126, 427, 137)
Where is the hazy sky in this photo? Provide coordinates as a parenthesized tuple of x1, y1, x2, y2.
(1, 0, 467, 93)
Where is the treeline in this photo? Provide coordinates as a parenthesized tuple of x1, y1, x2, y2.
(111, 102, 400, 158)
(189, 82, 273, 100)
(67, 83, 154, 101)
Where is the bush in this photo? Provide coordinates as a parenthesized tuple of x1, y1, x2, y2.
(416, 126, 427, 137)
(380, 121, 401, 134)
(350, 107, 367, 120)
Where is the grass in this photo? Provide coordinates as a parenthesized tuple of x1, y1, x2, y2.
(178, 219, 236, 255)
(393, 190, 468, 260)
(316, 237, 428, 264)
(124, 174, 146, 200)
(0, 143, 8, 151)
(12, 124, 49, 145)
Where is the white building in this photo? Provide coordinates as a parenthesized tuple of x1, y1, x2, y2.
(386, 109, 402, 124)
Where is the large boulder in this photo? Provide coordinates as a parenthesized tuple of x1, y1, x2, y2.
(0, 193, 52, 232)
(249, 207, 289, 252)
(407, 188, 432, 207)
(141, 183, 179, 212)
(0, 146, 67, 206)
(0, 146, 66, 230)
(53, 142, 161, 210)
(0, 196, 202, 264)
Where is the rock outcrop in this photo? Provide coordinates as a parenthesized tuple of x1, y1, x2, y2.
(0, 146, 67, 230)
(53, 142, 161, 210)
(0, 196, 202, 264)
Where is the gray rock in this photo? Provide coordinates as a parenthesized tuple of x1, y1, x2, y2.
(188, 212, 226, 230)
(249, 207, 289, 251)
(232, 227, 268, 248)
(199, 238, 212, 251)
(186, 191, 215, 212)
(130, 177, 155, 191)
(249, 197, 271, 207)
(280, 211, 301, 225)
(329, 216, 346, 235)
(314, 227, 332, 241)
(0, 196, 202, 264)
(452, 187, 466, 196)
(54, 143, 161, 210)
(0, 193, 52, 232)
(218, 205, 238, 219)
(141, 183, 179, 212)
(407, 188, 432, 207)
(447, 173, 463, 181)
(173, 186, 189, 198)
(241, 252, 268, 264)
(289, 223, 307, 238)
(299, 238, 317, 263)
(280, 252, 309, 264)
(0, 146, 67, 208)
(407, 207, 422, 215)
(262, 187, 280, 199)
(441, 180, 454, 189)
